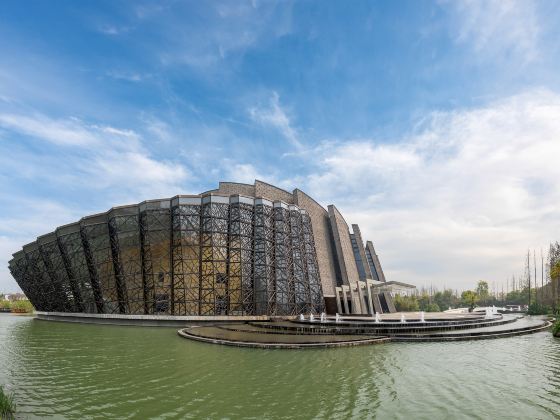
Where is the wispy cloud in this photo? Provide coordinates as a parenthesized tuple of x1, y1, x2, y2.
(0, 110, 189, 199)
(248, 91, 303, 149)
(0, 114, 100, 147)
(445, 0, 541, 63)
(105, 70, 151, 83)
(156, 1, 292, 70)
(98, 24, 131, 36)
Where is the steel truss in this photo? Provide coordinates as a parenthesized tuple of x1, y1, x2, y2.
(289, 208, 309, 314)
(200, 200, 229, 315)
(9, 196, 326, 316)
(140, 201, 172, 315)
(229, 201, 254, 315)
(38, 238, 79, 312)
(57, 227, 101, 313)
(302, 213, 325, 313)
(81, 220, 120, 313)
(253, 203, 275, 315)
(273, 205, 293, 315)
(172, 201, 201, 315)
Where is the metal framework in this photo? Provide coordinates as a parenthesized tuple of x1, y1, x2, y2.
(229, 198, 254, 315)
(253, 200, 275, 315)
(171, 197, 202, 315)
(140, 200, 172, 314)
(57, 224, 101, 313)
(302, 213, 324, 313)
(200, 197, 229, 315)
(290, 207, 309, 314)
(9, 194, 325, 316)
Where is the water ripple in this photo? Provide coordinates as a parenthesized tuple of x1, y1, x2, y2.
(1, 314, 560, 419)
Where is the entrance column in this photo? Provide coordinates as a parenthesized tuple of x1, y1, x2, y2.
(335, 287, 343, 314)
(341, 285, 350, 314)
(365, 280, 375, 314)
(349, 282, 362, 314)
(356, 281, 366, 315)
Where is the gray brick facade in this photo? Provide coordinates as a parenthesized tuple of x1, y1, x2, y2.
(327, 205, 360, 285)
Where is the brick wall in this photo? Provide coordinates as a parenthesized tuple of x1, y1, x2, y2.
(255, 180, 294, 203)
(211, 182, 255, 197)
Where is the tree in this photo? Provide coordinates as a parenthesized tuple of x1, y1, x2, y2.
(394, 295, 420, 312)
(425, 303, 440, 312)
(417, 293, 431, 311)
(476, 281, 489, 304)
(433, 289, 457, 311)
(461, 290, 479, 311)
(505, 288, 528, 305)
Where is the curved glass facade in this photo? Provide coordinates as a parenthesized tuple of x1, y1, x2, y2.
(9, 194, 325, 316)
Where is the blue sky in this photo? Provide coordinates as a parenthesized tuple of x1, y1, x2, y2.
(2, 0, 560, 292)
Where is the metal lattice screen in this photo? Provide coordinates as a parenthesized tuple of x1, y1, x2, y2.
(9, 196, 326, 316)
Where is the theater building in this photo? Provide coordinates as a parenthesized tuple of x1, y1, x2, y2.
(9, 180, 413, 318)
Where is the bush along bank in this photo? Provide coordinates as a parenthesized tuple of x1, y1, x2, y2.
(0, 299, 34, 314)
(0, 385, 16, 419)
(553, 320, 560, 338)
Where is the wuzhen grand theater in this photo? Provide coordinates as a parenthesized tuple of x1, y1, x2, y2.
(9, 180, 415, 319)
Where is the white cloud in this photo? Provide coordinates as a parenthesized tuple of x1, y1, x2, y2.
(223, 162, 262, 184)
(301, 89, 560, 290)
(0, 236, 26, 291)
(445, 0, 541, 63)
(90, 150, 188, 198)
(0, 114, 100, 147)
(249, 92, 303, 149)
(0, 110, 190, 203)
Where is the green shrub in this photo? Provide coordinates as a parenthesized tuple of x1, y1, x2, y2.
(394, 295, 420, 312)
(10, 300, 34, 313)
(528, 303, 550, 315)
(0, 385, 16, 419)
(0, 300, 10, 310)
(553, 320, 560, 338)
(425, 303, 441, 312)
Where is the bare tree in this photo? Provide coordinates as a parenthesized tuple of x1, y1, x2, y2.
(527, 250, 531, 306)
(534, 250, 537, 305)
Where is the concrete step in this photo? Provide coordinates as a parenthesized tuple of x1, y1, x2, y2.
(177, 326, 389, 349)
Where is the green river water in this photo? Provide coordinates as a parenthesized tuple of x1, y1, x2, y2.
(1, 314, 559, 419)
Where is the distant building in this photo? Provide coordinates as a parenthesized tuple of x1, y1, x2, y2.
(9, 180, 414, 318)
(3, 293, 26, 301)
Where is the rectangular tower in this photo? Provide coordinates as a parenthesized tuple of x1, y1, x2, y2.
(365, 241, 387, 282)
(327, 205, 360, 285)
(350, 224, 373, 281)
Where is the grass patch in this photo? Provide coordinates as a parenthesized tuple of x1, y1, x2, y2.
(9, 300, 34, 314)
(0, 385, 16, 419)
(0, 299, 34, 314)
